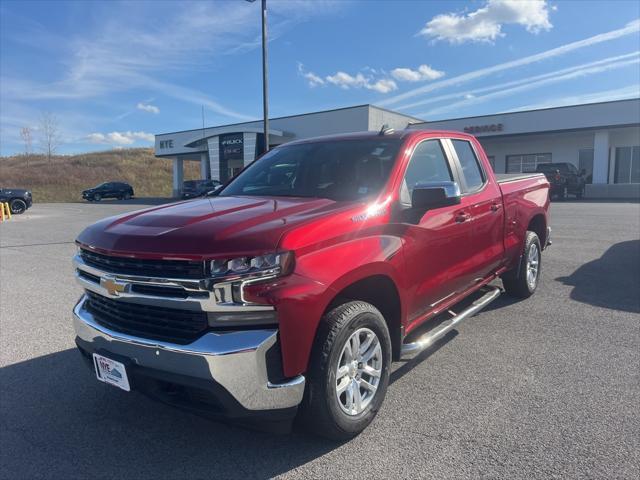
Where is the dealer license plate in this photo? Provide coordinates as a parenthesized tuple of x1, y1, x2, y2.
(93, 353, 130, 392)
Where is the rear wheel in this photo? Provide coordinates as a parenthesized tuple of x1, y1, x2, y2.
(123, 192, 131, 200)
(298, 301, 391, 440)
(502, 231, 541, 298)
(9, 198, 27, 214)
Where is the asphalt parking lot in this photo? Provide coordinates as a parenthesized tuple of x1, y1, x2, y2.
(1, 200, 639, 479)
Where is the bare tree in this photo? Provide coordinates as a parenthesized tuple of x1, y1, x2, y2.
(40, 112, 61, 162)
(20, 126, 33, 167)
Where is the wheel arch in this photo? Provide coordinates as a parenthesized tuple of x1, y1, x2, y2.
(527, 213, 547, 248)
(324, 274, 403, 361)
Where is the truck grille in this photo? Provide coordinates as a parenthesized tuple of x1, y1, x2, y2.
(85, 291, 208, 344)
(80, 249, 205, 279)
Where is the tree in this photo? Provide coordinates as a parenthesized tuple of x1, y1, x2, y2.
(40, 112, 61, 162)
(20, 126, 33, 167)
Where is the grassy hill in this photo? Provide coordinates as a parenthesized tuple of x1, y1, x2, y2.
(0, 148, 200, 203)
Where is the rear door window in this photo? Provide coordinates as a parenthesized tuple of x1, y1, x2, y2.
(451, 140, 485, 193)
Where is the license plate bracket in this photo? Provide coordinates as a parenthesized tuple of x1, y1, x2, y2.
(93, 353, 131, 392)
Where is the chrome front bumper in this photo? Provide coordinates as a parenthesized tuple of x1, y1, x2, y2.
(73, 295, 305, 411)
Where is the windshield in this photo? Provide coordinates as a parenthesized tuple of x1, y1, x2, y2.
(219, 138, 402, 201)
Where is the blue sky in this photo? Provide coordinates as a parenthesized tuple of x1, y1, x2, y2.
(1, 0, 639, 155)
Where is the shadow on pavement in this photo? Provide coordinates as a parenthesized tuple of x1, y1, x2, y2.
(0, 349, 341, 479)
(390, 330, 457, 385)
(556, 239, 640, 313)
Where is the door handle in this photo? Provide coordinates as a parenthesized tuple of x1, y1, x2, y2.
(455, 212, 471, 223)
(490, 203, 501, 212)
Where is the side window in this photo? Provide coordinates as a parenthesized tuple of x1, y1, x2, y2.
(451, 140, 485, 192)
(401, 140, 452, 204)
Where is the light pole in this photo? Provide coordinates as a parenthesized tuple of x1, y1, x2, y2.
(247, 0, 269, 152)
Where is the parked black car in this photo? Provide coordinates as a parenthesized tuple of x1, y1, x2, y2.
(181, 179, 222, 199)
(0, 187, 33, 214)
(82, 182, 134, 202)
(535, 163, 586, 199)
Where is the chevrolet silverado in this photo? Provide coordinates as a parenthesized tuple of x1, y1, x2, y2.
(72, 129, 550, 439)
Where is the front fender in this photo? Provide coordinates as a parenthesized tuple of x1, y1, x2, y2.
(243, 234, 406, 377)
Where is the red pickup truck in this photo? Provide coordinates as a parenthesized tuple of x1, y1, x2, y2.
(73, 129, 550, 439)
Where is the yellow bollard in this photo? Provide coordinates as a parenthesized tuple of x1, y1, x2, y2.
(4, 203, 11, 220)
(0, 203, 5, 222)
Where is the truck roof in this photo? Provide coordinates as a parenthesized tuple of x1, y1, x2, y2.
(282, 129, 476, 147)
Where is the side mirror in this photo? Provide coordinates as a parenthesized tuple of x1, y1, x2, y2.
(411, 181, 461, 211)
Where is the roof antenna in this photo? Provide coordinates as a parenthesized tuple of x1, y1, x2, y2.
(378, 124, 394, 135)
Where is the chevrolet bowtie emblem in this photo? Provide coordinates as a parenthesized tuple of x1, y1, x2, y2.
(101, 277, 128, 296)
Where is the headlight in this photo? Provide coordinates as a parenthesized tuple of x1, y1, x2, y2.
(209, 252, 293, 278)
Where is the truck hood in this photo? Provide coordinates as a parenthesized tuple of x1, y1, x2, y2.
(76, 196, 348, 259)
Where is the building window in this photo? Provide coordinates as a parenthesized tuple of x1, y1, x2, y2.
(487, 156, 496, 171)
(578, 149, 594, 184)
(614, 146, 640, 184)
(505, 153, 552, 173)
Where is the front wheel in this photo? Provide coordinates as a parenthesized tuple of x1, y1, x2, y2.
(9, 198, 27, 214)
(298, 301, 391, 440)
(93, 193, 102, 202)
(502, 231, 541, 298)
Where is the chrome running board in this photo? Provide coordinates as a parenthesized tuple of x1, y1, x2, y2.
(401, 286, 502, 359)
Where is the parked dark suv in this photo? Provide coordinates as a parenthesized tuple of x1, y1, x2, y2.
(0, 187, 33, 214)
(535, 163, 586, 199)
(181, 179, 222, 199)
(82, 182, 134, 202)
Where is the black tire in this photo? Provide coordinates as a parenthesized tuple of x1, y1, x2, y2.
(502, 231, 541, 298)
(123, 192, 131, 200)
(94, 193, 102, 202)
(9, 198, 27, 214)
(298, 301, 391, 440)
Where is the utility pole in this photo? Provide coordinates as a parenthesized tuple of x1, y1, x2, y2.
(245, 0, 269, 153)
(261, 0, 269, 152)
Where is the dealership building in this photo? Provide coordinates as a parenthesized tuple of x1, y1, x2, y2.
(155, 98, 640, 198)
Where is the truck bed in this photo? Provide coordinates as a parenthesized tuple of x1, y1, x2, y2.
(495, 173, 546, 183)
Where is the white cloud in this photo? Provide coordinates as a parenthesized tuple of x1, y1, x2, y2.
(419, 0, 553, 44)
(397, 51, 640, 111)
(418, 55, 640, 117)
(136, 102, 159, 114)
(504, 85, 640, 112)
(391, 65, 445, 82)
(380, 19, 640, 107)
(323, 71, 397, 93)
(86, 131, 154, 145)
(0, 1, 345, 127)
(304, 72, 325, 87)
(326, 71, 368, 89)
(367, 78, 398, 94)
(297, 62, 325, 87)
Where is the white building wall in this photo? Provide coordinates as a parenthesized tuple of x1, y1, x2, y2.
(479, 131, 595, 175)
(417, 99, 640, 139)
